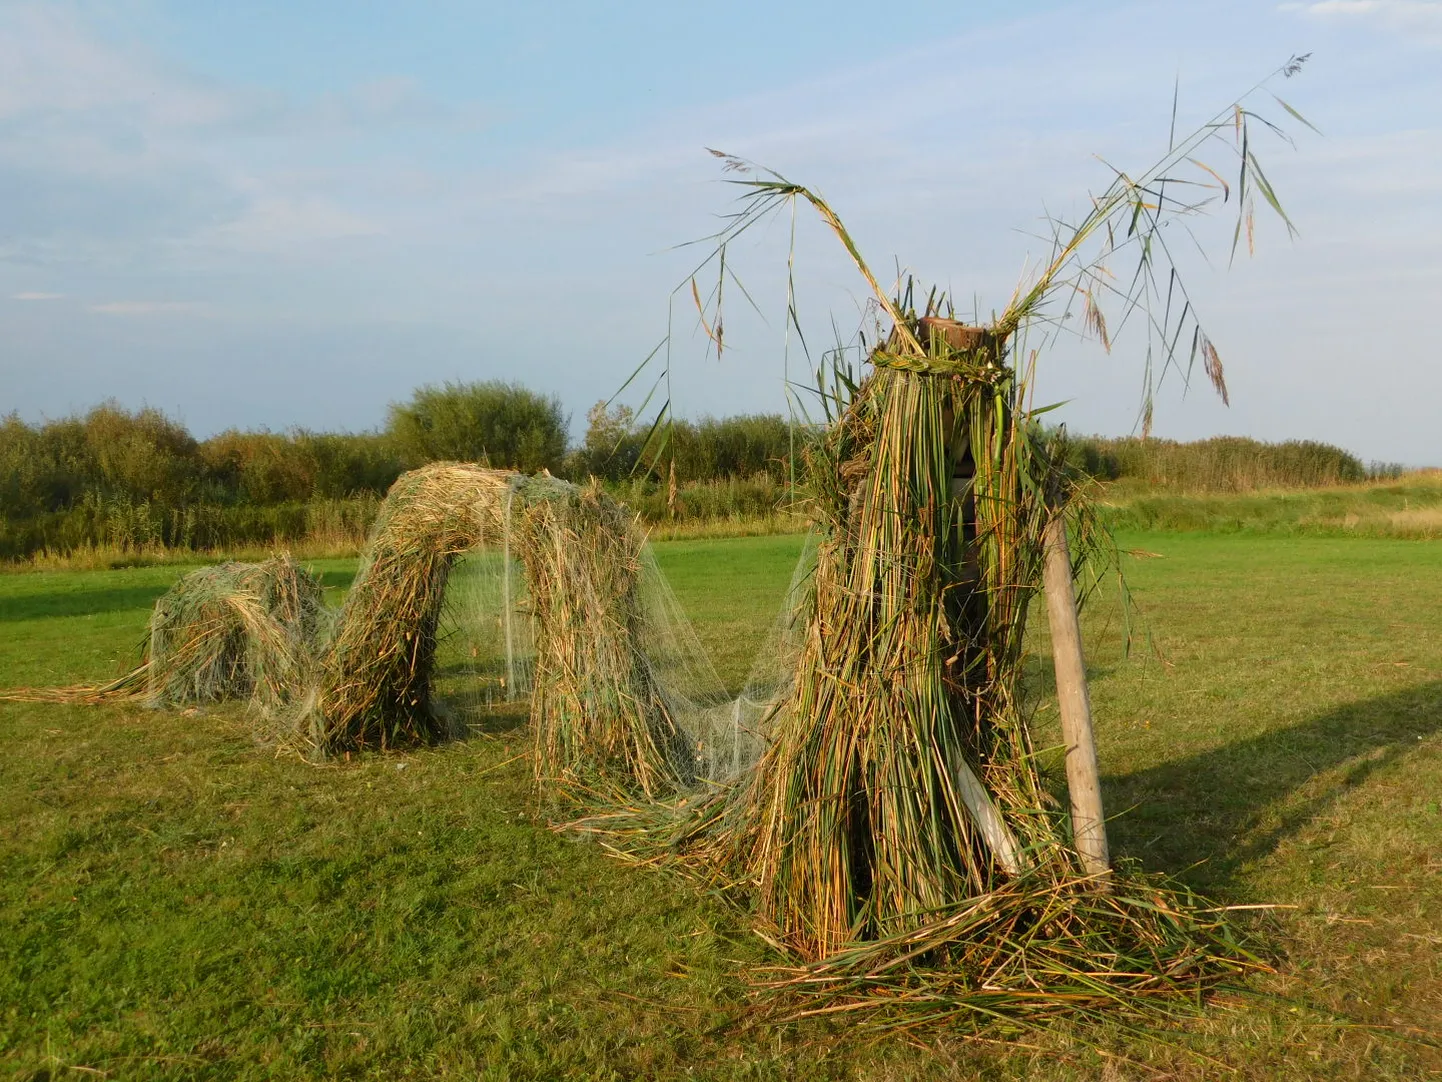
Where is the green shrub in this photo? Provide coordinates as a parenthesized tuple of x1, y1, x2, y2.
(571, 401, 805, 484)
(0, 496, 382, 561)
(387, 381, 568, 473)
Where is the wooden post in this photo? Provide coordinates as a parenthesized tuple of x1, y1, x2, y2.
(1042, 514, 1110, 877)
(502, 488, 517, 701)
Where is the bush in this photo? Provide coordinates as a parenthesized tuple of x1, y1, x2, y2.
(670, 414, 798, 483)
(387, 381, 568, 473)
(197, 430, 403, 503)
(570, 402, 803, 485)
(199, 430, 317, 504)
(301, 431, 405, 498)
(82, 403, 201, 504)
(569, 402, 643, 482)
(0, 403, 203, 517)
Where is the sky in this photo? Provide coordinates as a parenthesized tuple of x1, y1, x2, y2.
(1, 1, 1439, 465)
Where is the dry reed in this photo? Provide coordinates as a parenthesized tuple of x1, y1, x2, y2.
(0, 554, 325, 710)
(299, 462, 691, 802)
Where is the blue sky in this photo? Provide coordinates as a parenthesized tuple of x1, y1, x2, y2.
(1, 1, 1439, 464)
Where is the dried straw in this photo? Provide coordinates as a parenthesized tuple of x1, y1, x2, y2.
(568, 309, 1265, 1028)
(515, 475, 695, 799)
(0, 554, 326, 710)
(299, 463, 690, 798)
(300, 463, 516, 753)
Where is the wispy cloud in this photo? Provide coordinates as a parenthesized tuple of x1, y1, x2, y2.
(11, 291, 62, 300)
(0, 4, 478, 268)
(1282, 0, 1442, 41)
(200, 194, 384, 253)
(89, 301, 207, 316)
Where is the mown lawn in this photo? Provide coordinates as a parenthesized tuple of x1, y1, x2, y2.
(0, 532, 1439, 1080)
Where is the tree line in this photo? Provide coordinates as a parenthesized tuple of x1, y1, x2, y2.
(0, 382, 800, 557)
(1, 379, 1385, 560)
(0, 382, 799, 517)
(1059, 434, 1380, 492)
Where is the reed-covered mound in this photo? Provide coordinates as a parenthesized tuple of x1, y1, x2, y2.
(571, 317, 1265, 1026)
(514, 474, 699, 799)
(299, 464, 516, 754)
(0, 554, 326, 709)
(145, 555, 327, 710)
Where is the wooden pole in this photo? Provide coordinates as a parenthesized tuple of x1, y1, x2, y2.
(502, 488, 516, 701)
(1042, 514, 1110, 877)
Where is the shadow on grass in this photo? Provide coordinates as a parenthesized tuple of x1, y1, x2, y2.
(314, 568, 358, 595)
(462, 704, 530, 737)
(1105, 680, 1442, 893)
(0, 584, 173, 623)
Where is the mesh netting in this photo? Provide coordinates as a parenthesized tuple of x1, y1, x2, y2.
(293, 463, 802, 798)
(421, 470, 809, 791)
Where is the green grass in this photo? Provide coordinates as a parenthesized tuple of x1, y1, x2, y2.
(1, 533, 1440, 1079)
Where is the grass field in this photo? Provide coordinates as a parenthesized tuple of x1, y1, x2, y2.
(1, 532, 1439, 1079)
(1098, 472, 1442, 539)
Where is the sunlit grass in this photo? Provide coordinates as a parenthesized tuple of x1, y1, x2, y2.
(1, 532, 1439, 1079)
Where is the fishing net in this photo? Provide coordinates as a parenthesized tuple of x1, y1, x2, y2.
(297, 463, 793, 799)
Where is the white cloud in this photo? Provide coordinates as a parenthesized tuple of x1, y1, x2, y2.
(11, 291, 62, 300)
(200, 193, 384, 253)
(1283, 0, 1442, 41)
(0, 4, 473, 268)
(0, 6, 238, 128)
(89, 301, 207, 316)
(0, 8, 483, 136)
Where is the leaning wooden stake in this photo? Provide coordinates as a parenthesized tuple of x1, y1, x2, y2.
(1042, 514, 1111, 877)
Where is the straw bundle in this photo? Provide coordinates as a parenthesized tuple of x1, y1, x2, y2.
(568, 309, 1263, 1025)
(302, 463, 687, 793)
(301, 463, 517, 754)
(146, 555, 327, 709)
(0, 554, 326, 710)
(719, 322, 1263, 1019)
(514, 475, 692, 800)
(720, 329, 1049, 956)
